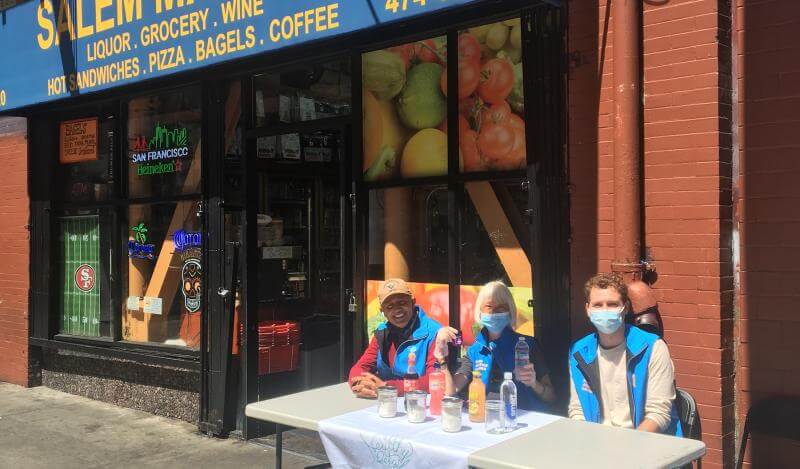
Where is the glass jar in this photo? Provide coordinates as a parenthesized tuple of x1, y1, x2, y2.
(377, 386, 398, 418)
(441, 397, 463, 433)
(406, 390, 427, 423)
(485, 399, 506, 434)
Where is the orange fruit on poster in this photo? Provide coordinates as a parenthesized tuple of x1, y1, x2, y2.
(458, 286, 480, 346)
(417, 284, 449, 328)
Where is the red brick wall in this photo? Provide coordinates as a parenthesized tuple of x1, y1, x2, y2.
(568, 1, 735, 467)
(734, 1, 800, 467)
(0, 117, 30, 386)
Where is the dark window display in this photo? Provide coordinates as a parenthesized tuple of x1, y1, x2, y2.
(127, 87, 202, 199)
(123, 201, 203, 349)
(256, 130, 342, 163)
(458, 19, 526, 172)
(362, 36, 452, 181)
(253, 58, 351, 128)
(59, 116, 115, 203)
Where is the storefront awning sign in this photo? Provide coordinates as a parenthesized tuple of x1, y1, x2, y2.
(0, 0, 490, 111)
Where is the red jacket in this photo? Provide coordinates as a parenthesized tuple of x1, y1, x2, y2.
(348, 336, 437, 395)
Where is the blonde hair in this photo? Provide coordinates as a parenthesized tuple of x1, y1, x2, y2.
(474, 281, 517, 329)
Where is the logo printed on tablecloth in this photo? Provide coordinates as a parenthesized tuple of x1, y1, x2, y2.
(360, 433, 413, 468)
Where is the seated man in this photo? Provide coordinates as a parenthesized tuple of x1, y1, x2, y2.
(569, 273, 682, 435)
(349, 279, 444, 398)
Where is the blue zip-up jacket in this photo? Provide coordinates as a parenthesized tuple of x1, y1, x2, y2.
(569, 325, 683, 436)
(373, 307, 442, 381)
(465, 326, 549, 412)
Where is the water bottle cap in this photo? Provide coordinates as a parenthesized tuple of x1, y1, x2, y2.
(504, 372, 513, 380)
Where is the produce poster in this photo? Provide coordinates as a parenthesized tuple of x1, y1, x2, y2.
(365, 279, 534, 347)
(362, 19, 526, 181)
(58, 216, 101, 337)
(0, 0, 492, 111)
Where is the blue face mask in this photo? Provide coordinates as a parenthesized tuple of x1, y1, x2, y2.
(589, 310, 624, 335)
(481, 312, 511, 334)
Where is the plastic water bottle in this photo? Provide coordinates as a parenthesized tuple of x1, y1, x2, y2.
(514, 337, 529, 368)
(500, 372, 517, 431)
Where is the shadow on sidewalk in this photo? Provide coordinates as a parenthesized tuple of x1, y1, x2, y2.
(0, 383, 325, 469)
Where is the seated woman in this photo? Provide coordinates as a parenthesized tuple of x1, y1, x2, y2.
(435, 281, 556, 411)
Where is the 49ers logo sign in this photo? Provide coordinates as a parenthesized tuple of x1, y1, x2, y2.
(74, 264, 96, 292)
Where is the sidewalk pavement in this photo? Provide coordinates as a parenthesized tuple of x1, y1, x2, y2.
(0, 383, 326, 469)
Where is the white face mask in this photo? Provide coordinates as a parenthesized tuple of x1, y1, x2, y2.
(589, 307, 624, 335)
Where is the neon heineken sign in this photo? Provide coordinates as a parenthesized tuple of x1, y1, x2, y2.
(129, 123, 191, 176)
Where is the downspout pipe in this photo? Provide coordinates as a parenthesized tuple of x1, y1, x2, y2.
(611, 0, 644, 281)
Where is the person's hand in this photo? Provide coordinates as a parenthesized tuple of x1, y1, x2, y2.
(515, 363, 537, 389)
(350, 372, 385, 399)
(434, 327, 459, 360)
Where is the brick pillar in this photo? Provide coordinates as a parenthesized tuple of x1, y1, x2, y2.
(642, 2, 735, 467)
(0, 117, 30, 386)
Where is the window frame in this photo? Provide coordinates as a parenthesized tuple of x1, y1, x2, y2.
(358, 13, 536, 339)
(35, 82, 206, 360)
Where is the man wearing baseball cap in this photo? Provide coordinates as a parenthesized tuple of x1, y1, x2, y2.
(349, 278, 454, 398)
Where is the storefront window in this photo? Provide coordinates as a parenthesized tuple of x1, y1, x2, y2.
(59, 116, 115, 203)
(253, 58, 351, 128)
(362, 17, 533, 340)
(366, 185, 449, 333)
(127, 87, 202, 199)
(362, 36, 451, 181)
(56, 210, 111, 337)
(458, 18, 526, 172)
(460, 181, 533, 346)
(123, 201, 203, 349)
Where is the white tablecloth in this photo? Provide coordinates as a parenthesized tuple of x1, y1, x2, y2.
(319, 398, 562, 469)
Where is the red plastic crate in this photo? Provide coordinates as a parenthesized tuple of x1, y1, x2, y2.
(257, 320, 300, 333)
(258, 343, 301, 374)
(241, 320, 301, 350)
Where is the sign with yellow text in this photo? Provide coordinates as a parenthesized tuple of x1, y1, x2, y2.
(0, 0, 499, 111)
(60, 117, 98, 163)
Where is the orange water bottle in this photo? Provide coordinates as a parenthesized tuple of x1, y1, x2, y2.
(429, 362, 445, 416)
(468, 370, 486, 423)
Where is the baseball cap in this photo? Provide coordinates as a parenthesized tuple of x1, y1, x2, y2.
(377, 278, 413, 305)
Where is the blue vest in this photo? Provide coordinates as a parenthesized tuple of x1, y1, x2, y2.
(569, 325, 683, 436)
(465, 326, 548, 412)
(373, 307, 442, 381)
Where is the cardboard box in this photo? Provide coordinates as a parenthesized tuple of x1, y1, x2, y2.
(280, 133, 301, 160)
(257, 136, 277, 159)
(279, 95, 293, 123)
(297, 97, 316, 121)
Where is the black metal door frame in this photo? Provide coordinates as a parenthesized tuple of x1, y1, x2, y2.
(201, 79, 245, 436)
(524, 6, 570, 400)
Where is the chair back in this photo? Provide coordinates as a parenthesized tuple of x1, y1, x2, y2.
(676, 388, 700, 440)
(736, 396, 800, 469)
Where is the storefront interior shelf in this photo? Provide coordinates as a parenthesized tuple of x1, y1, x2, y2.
(269, 200, 308, 206)
(245, 115, 351, 139)
(254, 160, 338, 176)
